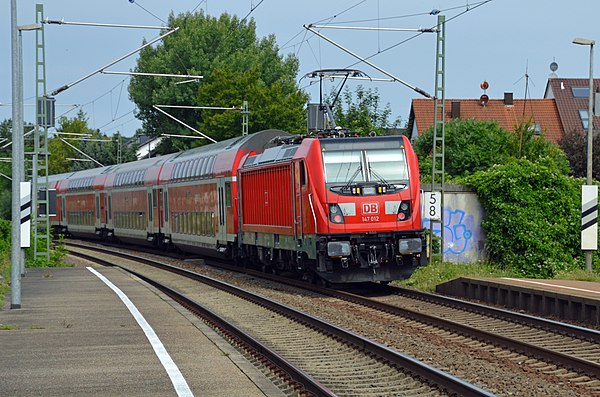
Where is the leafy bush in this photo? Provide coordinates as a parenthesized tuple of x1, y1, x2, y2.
(26, 234, 68, 268)
(0, 219, 12, 297)
(463, 159, 583, 278)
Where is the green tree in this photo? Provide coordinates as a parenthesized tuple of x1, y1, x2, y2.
(558, 127, 600, 180)
(0, 119, 34, 219)
(49, 111, 137, 173)
(129, 11, 308, 152)
(72, 131, 137, 171)
(414, 118, 570, 180)
(330, 85, 400, 134)
(48, 112, 89, 175)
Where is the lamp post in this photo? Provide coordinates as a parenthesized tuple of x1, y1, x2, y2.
(573, 37, 596, 272)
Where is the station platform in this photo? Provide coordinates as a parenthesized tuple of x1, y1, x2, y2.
(0, 266, 284, 397)
(437, 277, 600, 327)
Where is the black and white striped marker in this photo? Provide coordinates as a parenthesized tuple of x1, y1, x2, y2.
(20, 182, 31, 248)
(581, 185, 598, 251)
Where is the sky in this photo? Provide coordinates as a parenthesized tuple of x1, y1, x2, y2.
(2, 0, 600, 138)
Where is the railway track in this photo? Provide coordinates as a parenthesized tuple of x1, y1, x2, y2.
(224, 260, 600, 392)
(66, 243, 492, 397)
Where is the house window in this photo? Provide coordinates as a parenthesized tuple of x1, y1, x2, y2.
(572, 87, 589, 98)
(579, 109, 589, 129)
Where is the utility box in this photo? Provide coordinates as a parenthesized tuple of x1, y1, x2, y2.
(36, 96, 55, 128)
(307, 103, 325, 132)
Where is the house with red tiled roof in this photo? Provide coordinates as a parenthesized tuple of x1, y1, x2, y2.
(408, 93, 565, 144)
(544, 77, 600, 137)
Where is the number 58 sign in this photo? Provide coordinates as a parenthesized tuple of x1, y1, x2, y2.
(423, 192, 441, 221)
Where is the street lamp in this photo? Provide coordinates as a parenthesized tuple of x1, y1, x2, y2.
(573, 37, 596, 272)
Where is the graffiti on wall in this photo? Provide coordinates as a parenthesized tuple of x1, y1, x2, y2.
(424, 208, 476, 260)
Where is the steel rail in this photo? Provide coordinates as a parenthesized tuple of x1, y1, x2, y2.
(66, 242, 495, 397)
(68, 248, 334, 397)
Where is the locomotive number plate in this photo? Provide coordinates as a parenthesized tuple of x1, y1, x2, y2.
(362, 215, 380, 222)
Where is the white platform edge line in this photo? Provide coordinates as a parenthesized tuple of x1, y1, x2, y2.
(502, 277, 600, 295)
(87, 267, 194, 397)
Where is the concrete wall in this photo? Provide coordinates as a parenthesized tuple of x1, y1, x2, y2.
(421, 184, 486, 263)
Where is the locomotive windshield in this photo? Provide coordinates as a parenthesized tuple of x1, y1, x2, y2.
(323, 147, 408, 184)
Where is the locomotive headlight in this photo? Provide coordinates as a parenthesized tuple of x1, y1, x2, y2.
(397, 200, 411, 221)
(327, 241, 351, 257)
(329, 204, 345, 224)
(399, 238, 422, 254)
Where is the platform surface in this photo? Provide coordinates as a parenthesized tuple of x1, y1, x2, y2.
(1, 266, 283, 397)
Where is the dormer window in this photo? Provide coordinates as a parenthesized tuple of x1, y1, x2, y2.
(572, 87, 589, 98)
(579, 109, 589, 129)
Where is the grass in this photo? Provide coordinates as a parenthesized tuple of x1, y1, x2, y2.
(398, 260, 512, 292)
(0, 324, 17, 330)
(0, 253, 9, 301)
(400, 259, 600, 292)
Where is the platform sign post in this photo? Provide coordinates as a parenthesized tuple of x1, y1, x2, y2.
(581, 186, 598, 270)
(423, 191, 441, 221)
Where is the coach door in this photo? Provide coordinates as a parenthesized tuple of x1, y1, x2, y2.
(95, 192, 101, 229)
(106, 193, 112, 228)
(216, 177, 227, 243)
(147, 188, 153, 234)
(153, 187, 163, 231)
(293, 161, 305, 241)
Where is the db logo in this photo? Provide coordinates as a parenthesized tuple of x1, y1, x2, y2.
(362, 203, 379, 214)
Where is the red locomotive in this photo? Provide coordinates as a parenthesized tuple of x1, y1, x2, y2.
(49, 129, 425, 283)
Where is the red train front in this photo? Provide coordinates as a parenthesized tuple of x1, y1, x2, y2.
(238, 134, 425, 283)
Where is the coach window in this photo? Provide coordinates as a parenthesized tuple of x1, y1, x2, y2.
(163, 190, 169, 222)
(152, 190, 158, 208)
(205, 156, 213, 177)
(148, 193, 153, 223)
(200, 157, 208, 177)
(177, 162, 184, 181)
(182, 161, 190, 180)
(225, 182, 232, 207)
(194, 159, 202, 178)
(199, 212, 205, 235)
(95, 196, 100, 220)
(173, 163, 179, 181)
(108, 196, 112, 220)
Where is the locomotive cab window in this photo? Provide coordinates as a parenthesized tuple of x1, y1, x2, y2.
(366, 148, 408, 181)
(323, 151, 363, 184)
(322, 145, 408, 195)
